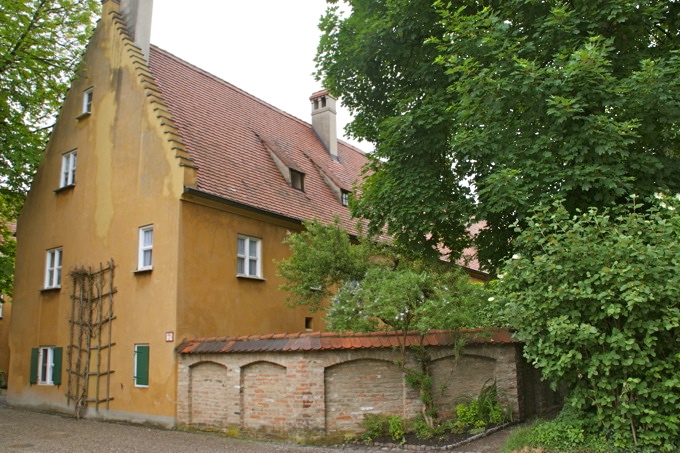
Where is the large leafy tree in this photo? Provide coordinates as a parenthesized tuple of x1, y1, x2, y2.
(316, 0, 680, 271)
(0, 0, 99, 295)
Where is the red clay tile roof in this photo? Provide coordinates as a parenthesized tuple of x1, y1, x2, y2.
(175, 328, 517, 354)
(148, 46, 367, 233)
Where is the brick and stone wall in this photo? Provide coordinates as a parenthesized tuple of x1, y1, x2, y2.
(176, 330, 553, 438)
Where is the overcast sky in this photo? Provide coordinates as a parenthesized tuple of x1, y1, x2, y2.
(149, 0, 368, 150)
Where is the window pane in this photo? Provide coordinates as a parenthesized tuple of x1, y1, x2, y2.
(56, 249, 62, 266)
(143, 250, 152, 267)
(237, 257, 245, 274)
(237, 238, 245, 255)
(248, 239, 257, 257)
(143, 229, 153, 247)
(40, 348, 50, 383)
(248, 259, 257, 276)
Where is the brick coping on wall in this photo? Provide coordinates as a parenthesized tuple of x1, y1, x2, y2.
(175, 328, 517, 355)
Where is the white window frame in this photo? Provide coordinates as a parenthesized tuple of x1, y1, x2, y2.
(82, 87, 93, 114)
(137, 225, 153, 271)
(44, 247, 62, 289)
(60, 150, 77, 187)
(0, 301, 3, 318)
(237, 235, 262, 278)
(38, 346, 55, 385)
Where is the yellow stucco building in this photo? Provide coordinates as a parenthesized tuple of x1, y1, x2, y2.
(8, 0, 485, 425)
(7, 0, 371, 425)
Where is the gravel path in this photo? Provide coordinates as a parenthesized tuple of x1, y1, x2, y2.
(0, 395, 512, 452)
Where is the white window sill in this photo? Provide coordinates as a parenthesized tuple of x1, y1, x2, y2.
(134, 268, 153, 274)
(54, 184, 75, 194)
(236, 274, 265, 281)
(76, 111, 91, 120)
(41, 286, 61, 293)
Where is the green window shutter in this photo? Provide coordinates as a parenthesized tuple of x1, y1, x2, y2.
(135, 345, 149, 386)
(30, 348, 39, 385)
(52, 347, 63, 385)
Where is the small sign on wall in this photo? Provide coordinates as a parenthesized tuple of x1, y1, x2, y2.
(165, 331, 174, 342)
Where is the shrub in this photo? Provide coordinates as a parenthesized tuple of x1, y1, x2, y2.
(360, 414, 388, 441)
(360, 414, 406, 444)
(502, 407, 611, 453)
(453, 382, 510, 433)
(496, 196, 680, 451)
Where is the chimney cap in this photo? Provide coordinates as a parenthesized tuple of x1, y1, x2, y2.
(310, 89, 331, 101)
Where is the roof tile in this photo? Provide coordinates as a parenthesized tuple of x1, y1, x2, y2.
(176, 329, 517, 354)
(148, 46, 368, 235)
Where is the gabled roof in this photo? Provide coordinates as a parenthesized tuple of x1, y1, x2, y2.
(148, 46, 366, 232)
(175, 328, 516, 354)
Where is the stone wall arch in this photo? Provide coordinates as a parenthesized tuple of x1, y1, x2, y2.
(240, 361, 289, 431)
(324, 358, 403, 433)
(188, 361, 230, 426)
(430, 354, 497, 415)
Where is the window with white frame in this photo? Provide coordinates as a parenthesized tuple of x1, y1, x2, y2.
(44, 247, 62, 289)
(237, 235, 262, 278)
(60, 151, 77, 187)
(30, 346, 62, 385)
(137, 225, 153, 270)
(39, 347, 54, 384)
(82, 87, 93, 114)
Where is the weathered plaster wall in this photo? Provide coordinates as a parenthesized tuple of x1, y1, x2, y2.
(8, 1, 187, 424)
(177, 197, 324, 340)
(0, 299, 11, 385)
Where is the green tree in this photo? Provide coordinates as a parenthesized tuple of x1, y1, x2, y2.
(494, 196, 679, 450)
(316, 0, 680, 271)
(0, 0, 99, 295)
(279, 219, 486, 335)
(278, 219, 489, 425)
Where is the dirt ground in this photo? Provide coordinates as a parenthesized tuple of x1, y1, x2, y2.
(0, 393, 516, 452)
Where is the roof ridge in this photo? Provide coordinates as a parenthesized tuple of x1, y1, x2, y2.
(148, 44, 366, 158)
(176, 328, 517, 354)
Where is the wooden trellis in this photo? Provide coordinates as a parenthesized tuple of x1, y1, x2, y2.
(66, 260, 116, 419)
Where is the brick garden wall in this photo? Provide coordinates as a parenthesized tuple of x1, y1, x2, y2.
(176, 337, 553, 438)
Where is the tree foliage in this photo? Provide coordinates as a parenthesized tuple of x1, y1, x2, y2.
(278, 219, 490, 426)
(0, 0, 99, 295)
(316, 0, 680, 271)
(494, 196, 679, 450)
(278, 219, 488, 335)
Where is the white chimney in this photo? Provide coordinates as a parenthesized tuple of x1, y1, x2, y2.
(310, 90, 338, 160)
(120, 0, 154, 61)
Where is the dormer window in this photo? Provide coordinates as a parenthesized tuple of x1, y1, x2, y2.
(290, 169, 305, 191)
(341, 190, 350, 206)
(82, 87, 93, 115)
